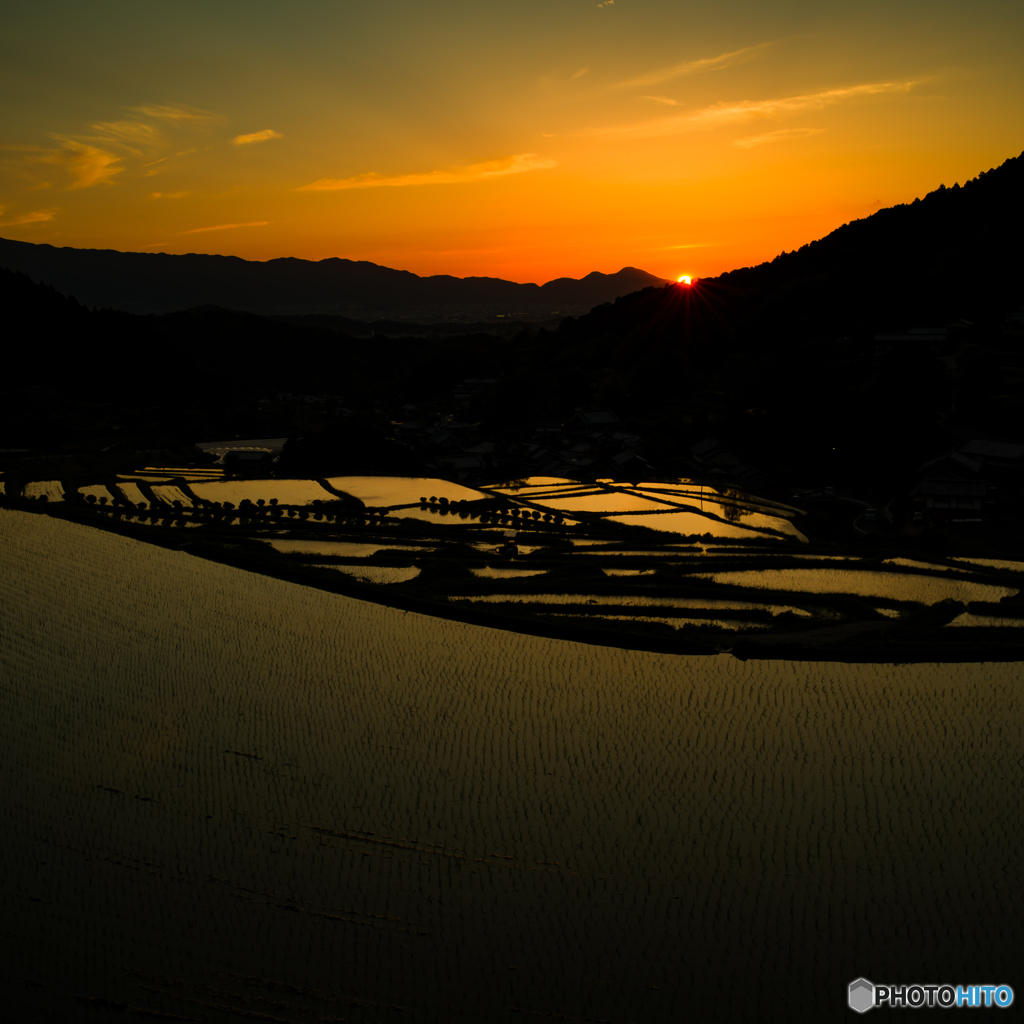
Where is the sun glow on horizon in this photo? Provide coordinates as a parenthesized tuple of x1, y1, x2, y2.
(678, 275, 693, 285)
(0, 1, 1020, 282)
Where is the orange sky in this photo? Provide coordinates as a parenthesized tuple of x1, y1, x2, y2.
(1, 1, 1022, 283)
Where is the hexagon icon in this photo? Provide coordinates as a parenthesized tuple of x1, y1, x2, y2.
(848, 978, 874, 1013)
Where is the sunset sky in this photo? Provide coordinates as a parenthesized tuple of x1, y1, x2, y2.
(1, 0, 1022, 283)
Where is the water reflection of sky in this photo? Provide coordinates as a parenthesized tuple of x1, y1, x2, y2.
(21, 471, 806, 542)
(488, 476, 577, 492)
(545, 612, 773, 632)
(526, 492, 674, 514)
(328, 476, 484, 506)
(701, 569, 1017, 605)
(117, 482, 146, 504)
(483, 477, 805, 542)
(23, 480, 64, 501)
(191, 479, 334, 506)
(470, 567, 548, 579)
(263, 539, 435, 558)
(606, 511, 805, 542)
(951, 557, 1024, 574)
(383, 505, 483, 525)
(328, 565, 421, 585)
(151, 484, 193, 507)
(78, 484, 116, 501)
(947, 612, 1024, 627)
(449, 594, 814, 616)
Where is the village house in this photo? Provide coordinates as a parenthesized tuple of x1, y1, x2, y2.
(911, 449, 996, 521)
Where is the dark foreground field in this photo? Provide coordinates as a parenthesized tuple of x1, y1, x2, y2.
(1, 510, 1021, 1022)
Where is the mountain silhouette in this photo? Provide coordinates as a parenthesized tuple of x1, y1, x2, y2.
(561, 149, 1024, 349)
(3, 149, 1022, 488)
(0, 238, 667, 317)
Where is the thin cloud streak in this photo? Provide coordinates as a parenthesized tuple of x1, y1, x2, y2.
(87, 120, 164, 147)
(130, 104, 224, 125)
(589, 80, 920, 139)
(617, 44, 771, 90)
(297, 153, 556, 191)
(232, 129, 283, 145)
(180, 221, 270, 234)
(0, 208, 58, 227)
(734, 126, 826, 148)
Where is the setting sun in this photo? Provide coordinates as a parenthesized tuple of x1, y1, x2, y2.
(678, 275, 693, 285)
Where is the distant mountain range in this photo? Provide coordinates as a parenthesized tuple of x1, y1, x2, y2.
(2, 149, 1023, 484)
(0, 238, 668, 319)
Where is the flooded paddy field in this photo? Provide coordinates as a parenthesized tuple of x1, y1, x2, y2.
(1, 508, 1022, 1022)
(5, 471, 1024, 659)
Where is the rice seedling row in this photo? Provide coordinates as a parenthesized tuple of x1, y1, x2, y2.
(2, 509, 1023, 1020)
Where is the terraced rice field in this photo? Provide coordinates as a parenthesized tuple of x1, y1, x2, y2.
(116, 481, 147, 504)
(382, 504, 510, 526)
(22, 479, 64, 501)
(606, 509, 800, 540)
(150, 483, 194, 506)
(449, 593, 815, 616)
(952, 556, 1024, 573)
(2, 508, 1023, 1021)
(490, 479, 805, 542)
(11, 470, 1024, 650)
(77, 483, 116, 501)
(470, 566, 548, 579)
(700, 567, 1016, 604)
(190, 478, 335, 505)
(329, 476, 485, 506)
(265, 539, 436, 558)
(329, 564, 422, 584)
(120, 466, 226, 483)
(947, 611, 1024, 627)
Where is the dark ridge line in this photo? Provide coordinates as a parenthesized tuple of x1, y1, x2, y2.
(8, 501, 1024, 664)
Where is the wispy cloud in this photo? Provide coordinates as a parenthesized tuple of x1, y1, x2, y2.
(30, 141, 123, 189)
(733, 126, 826, 148)
(86, 120, 164, 149)
(572, 67, 589, 80)
(151, 191, 188, 199)
(590, 80, 920, 139)
(3, 103, 222, 192)
(297, 152, 556, 191)
(617, 44, 770, 90)
(597, 1, 613, 8)
(0, 208, 58, 227)
(232, 129, 284, 146)
(641, 95, 678, 106)
(180, 221, 270, 234)
(130, 104, 224, 125)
